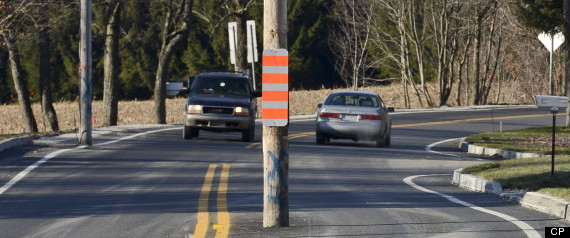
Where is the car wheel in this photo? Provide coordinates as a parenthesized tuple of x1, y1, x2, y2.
(385, 133, 391, 146)
(183, 126, 199, 139)
(242, 123, 255, 142)
(316, 133, 329, 144)
(183, 125, 191, 139)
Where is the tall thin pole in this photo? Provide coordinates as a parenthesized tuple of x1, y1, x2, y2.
(550, 108, 558, 176)
(250, 23, 256, 90)
(263, 0, 288, 228)
(549, 34, 554, 95)
(79, 0, 92, 145)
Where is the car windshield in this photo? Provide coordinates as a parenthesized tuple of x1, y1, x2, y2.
(324, 93, 379, 107)
(190, 77, 250, 97)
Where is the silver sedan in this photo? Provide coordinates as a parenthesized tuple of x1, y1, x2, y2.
(315, 90, 394, 147)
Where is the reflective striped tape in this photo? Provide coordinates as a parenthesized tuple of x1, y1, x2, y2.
(262, 49, 288, 127)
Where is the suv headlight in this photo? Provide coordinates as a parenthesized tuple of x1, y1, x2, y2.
(187, 105, 202, 114)
(234, 106, 249, 116)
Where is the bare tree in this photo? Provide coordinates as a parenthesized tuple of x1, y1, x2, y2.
(0, 0, 38, 133)
(39, 0, 59, 132)
(372, 0, 427, 108)
(428, 0, 465, 106)
(329, 0, 374, 89)
(101, 0, 123, 127)
(194, 0, 259, 72)
(153, 0, 193, 124)
(468, 0, 502, 105)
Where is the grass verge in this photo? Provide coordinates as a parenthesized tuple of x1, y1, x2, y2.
(462, 157, 570, 201)
(465, 126, 570, 155)
(464, 127, 570, 201)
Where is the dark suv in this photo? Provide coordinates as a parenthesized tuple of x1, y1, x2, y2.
(183, 71, 261, 142)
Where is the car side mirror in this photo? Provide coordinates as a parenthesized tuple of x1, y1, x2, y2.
(252, 90, 262, 97)
(387, 107, 395, 112)
(317, 103, 322, 108)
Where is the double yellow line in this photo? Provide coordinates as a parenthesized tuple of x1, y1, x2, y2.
(193, 164, 231, 238)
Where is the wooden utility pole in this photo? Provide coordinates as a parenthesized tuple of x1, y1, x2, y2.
(263, 0, 288, 228)
(79, 0, 92, 145)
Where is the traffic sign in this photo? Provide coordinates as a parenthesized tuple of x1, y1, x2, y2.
(262, 49, 288, 127)
(534, 95, 568, 108)
(538, 32, 565, 53)
(228, 22, 237, 65)
(246, 20, 258, 63)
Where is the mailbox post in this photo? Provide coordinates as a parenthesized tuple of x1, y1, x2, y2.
(534, 95, 569, 176)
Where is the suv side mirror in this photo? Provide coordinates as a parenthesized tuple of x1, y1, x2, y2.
(252, 90, 262, 97)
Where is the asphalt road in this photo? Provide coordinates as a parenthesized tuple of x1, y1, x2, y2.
(0, 106, 569, 238)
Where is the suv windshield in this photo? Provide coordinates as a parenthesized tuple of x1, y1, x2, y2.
(190, 77, 250, 97)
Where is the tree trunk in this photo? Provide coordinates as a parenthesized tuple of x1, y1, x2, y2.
(102, 0, 122, 127)
(4, 34, 38, 133)
(154, 0, 193, 124)
(564, 0, 570, 127)
(472, 19, 482, 105)
(39, 8, 59, 132)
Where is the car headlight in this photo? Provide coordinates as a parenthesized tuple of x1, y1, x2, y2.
(187, 105, 203, 114)
(234, 106, 249, 116)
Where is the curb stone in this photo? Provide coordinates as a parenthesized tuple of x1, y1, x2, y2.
(458, 138, 547, 159)
(453, 168, 570, 222)
(0, 136, 33, 153)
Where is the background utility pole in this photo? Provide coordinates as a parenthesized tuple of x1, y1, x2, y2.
(79, 0, 92, 145)
(263, 0, 288, 227)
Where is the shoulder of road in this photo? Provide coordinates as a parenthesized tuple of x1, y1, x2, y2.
(3, 105, 566, 221)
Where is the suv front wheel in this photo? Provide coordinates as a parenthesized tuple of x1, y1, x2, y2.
(183, 125, 199, 139)
(241, 121, 255, 142)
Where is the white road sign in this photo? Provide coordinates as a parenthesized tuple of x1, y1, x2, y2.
(246, 20, 258, 63)
(228, 22, 237, 65)
(538, 32, 565, 53)
(534, 95, 568, 108)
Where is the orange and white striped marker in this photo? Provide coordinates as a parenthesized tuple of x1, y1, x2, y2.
(262, 49, 288, 126)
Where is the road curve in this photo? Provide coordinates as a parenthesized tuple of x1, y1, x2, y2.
(0, 106, 568, 237)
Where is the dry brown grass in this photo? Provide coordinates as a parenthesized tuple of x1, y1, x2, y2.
(0, 82, 536, 135)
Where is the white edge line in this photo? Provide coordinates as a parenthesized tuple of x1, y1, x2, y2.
(425, 137, 480, 160)
(404, 174, 541, 238)
(0, 127, 178, 196)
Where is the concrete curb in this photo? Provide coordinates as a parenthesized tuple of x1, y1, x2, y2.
(0, 136, 33, 153)
(458, 138, 547, 159)
(453, 168, 570, 221)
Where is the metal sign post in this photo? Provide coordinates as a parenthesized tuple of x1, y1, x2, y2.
(538, 32, 565, 95)
(535, 95, 568, 176)
(551, 107, 558, 176)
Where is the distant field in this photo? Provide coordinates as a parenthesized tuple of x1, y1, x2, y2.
(0, 82, 535, 135)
